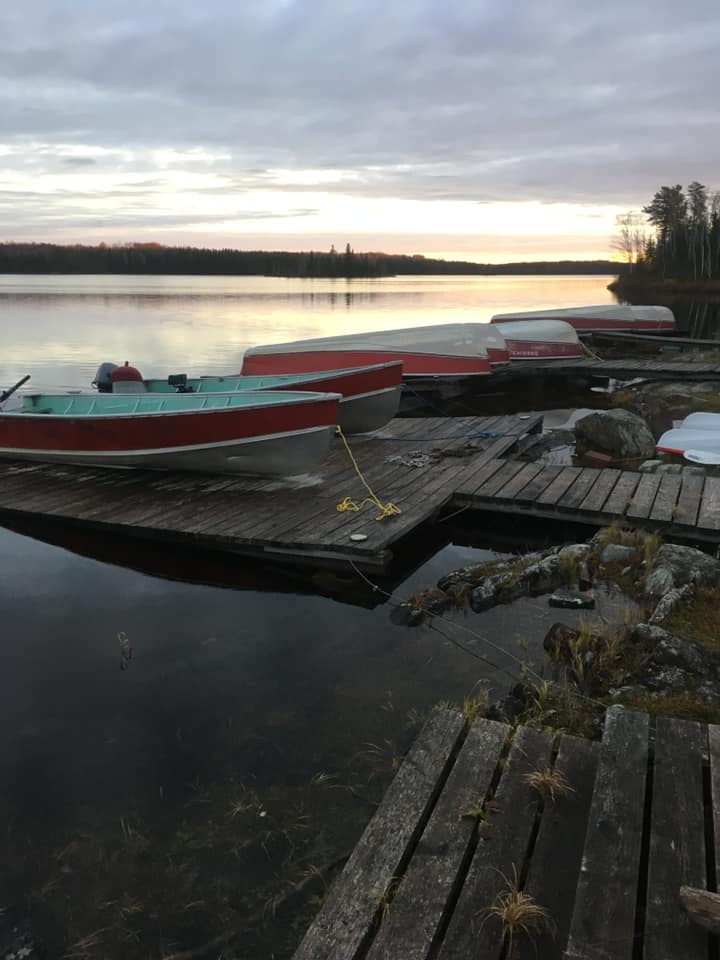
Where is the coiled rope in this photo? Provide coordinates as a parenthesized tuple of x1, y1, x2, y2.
(335, 424, 401, 521)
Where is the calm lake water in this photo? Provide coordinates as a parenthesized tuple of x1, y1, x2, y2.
(0, 274, 621, 959)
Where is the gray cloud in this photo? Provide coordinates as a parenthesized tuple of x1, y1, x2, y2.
(0, 0, 719, 231)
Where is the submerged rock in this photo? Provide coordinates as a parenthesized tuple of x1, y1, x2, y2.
(548, 591, 595, 609)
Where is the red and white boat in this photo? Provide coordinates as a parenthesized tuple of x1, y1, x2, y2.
(0, 389, 341, 475)
(95, 361, 403, 434)
(491, 304, 675, 332)
(492, 319, 583, 360)
(241, 323, 509, 379)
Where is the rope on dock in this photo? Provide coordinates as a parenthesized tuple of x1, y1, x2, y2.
(335, 424, 402, 521)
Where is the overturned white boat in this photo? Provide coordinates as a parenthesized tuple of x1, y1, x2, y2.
(241, 322, 509, 378)
(682, 412, 720, 431)
(491, 304, 675, 332)
(656, 426, 720, 457)
(492, 319, 583, 360)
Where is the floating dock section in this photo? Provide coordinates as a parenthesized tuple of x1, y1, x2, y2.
(293, 706, 718, 960)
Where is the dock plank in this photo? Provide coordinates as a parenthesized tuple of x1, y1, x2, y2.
(602, 471, 640, 517)
(513, 465, 564, 505)
(493, 462, 546, 500)
(366, 719, 509, 960)
(698, 476, 720, 531)
(437, 726, 555, 960)
(511, 736, 599, 960)
(625, 473, 662, 521)
(536, 466, 583, 506)
(565, 706, 650, 960)
(577, 468, 622, 515)
(292, 707, 466, 960)
(644, 718, 707, 960)
(674, 473, 706, 528)
(556, 469, 599, 510)
(649, 474, 683, 523)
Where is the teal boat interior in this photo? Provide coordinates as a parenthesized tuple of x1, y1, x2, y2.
(143, 370, 362, 393)
(16, 391, 335, 417)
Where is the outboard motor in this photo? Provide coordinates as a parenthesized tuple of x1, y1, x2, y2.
(92, 361, 119, 392)
(110, 361, 146, 394)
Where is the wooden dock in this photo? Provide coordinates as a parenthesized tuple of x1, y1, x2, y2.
(1, 412, 719, 572)
(0, 415, 541, 573)
(492, 356, 720, 383)
(452, 457, 720, 542)
(292, 706, 717, 960)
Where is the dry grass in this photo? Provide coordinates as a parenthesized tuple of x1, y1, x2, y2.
(523, 766, 574, 803)
(480, 866, 555, 950)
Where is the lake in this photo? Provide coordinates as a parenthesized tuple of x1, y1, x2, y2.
(0, 273, 618, 959)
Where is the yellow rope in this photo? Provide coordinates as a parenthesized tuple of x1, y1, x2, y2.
(335, 424, 401, 521)
(581, 339, 604, 362)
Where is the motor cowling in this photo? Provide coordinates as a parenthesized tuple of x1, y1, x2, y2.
(92, 361, 119, 392)
(110, 361, 146, 394)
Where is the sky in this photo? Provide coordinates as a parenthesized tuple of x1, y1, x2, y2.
(1, 0, 719, 262)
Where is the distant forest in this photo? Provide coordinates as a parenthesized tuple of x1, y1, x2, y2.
(0, 242, 623, 278)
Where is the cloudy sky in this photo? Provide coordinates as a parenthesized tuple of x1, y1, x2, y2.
(1, 0, 718, 261)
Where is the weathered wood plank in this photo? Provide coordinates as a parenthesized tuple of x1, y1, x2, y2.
(649, 474, 683, 523)
(473, 460, 527, 498)
(698, 476, 720, 531)
(565, 706, 650, 960)
(644, 717, 707, 960)
(536, 466, 583, 506)
(707, 724, 720, 892)
(493, 462, 546, 500)
(577, 469, 622, 514)
(625, 473, 662, 520)
(674, 473, 706, 528)
(453, 453, 511, 498)
(437, 726, 555, 960)
(366, 719, 509, 960)
(602, 471, 640, 517)
(511, 735, 599, 960)
(513, 465, 564, 504)
(556, 469, 600, 510)
(293, 708, 467, 960)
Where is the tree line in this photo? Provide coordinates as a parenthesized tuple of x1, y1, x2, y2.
(0, 241, 621, 277)
(616, 182, 720, 281)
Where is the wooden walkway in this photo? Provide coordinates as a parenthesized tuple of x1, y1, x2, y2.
(0, 415, 541, 572)
(293, 706, 717, 960)
(454, 458, 720, 541)
(494, 356, 720, 383)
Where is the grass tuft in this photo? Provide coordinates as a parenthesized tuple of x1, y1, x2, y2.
(479, 866, 555, 949)
(523, 766, 574, 803)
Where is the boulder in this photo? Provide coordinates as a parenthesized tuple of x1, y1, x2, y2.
(644, 544, 720, 599)
(599, 543, 638, 564)
(575, 409, 655, 461)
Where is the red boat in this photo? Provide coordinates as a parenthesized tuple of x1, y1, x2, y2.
(241, 323, 506, 378)
(0, 389, 342, 475)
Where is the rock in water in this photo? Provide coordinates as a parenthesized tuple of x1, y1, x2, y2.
(574, 409, 655, 461)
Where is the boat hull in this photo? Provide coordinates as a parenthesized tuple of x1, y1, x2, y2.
(242, 348, 493, 377)
(0, 424, 336, 475)
(491, 305, 675, 332)
(0, 393, 340, 475)
(241, 323, 502, 377)
(148, 363, 404, 433)
(492, 320, 583, 360)
(656, 427, 720, 456)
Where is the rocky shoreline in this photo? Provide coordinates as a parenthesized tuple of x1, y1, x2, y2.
(400, 523, 720, 736)
(398, 369, 720, 737)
